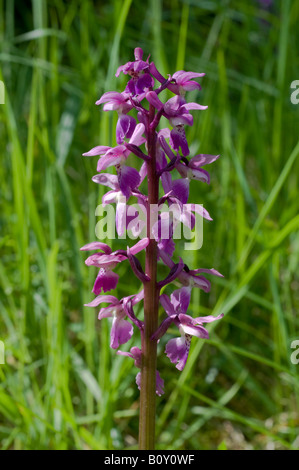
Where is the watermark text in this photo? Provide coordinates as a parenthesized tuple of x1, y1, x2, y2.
(290, 80, 299, 105)
(95, 200, 204, 250)
(290, 340, 299, 364)
(0, 80, 4, 104)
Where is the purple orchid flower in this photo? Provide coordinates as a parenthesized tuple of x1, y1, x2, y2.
(158, 249, 223, 298)
(92, 173, 137, 236)
(170, 70, 205, 95)
(83, 123, 146, 198)
(96, 91, 136, 144)
(96, 91, 132, 112)
(178, 267, 224, 294)
(82, 48, 223, 444)
(146, 92, 207, 156)
(81, 238, 149, 293)
(84, 291, 144, 349)
(116, 47, 154, 96)
(117, 347, 164, 396)
(158, 153, 219, 204)
(152, 287, 223, 370)
(149, 63, 205, 96)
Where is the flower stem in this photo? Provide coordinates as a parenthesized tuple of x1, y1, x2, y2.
(139, 104, 159, 450)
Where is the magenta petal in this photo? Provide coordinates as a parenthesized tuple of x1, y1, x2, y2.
(194, 313, 224, 324)
(170, 112, 193, 126)
(80, 241, 112, 254)
(122, 298, 144, 330)
(129, 123, 146, 147)
(151, 315, 176, 341)
(131, 238, 150, 254)
(158, 237, 175, 258)
(115, 62, 133, 77)
(135, 370, 164, 396)
(172, 178, 190, 204)
(132, 290, 144, 305)
(149, 61, 166, 84)
(170, 286, 191, 314)
(97, 154, 123, 172)
(161, 172, 172, 194)
(156, 371, 164, 396)
(102, 190, 119, 205)
(127, 246, 150, 283)
(190, 268, 224, 277)
(84, 295, 118, 307)
(190, 168, 210, 184)
(170, 127, 189, 156)
(136, 73, 154, 94)
(116, 200, 127, 236)
(158, 128, 171, 140)
(190, 154, 220, 167)
(179, 315, 209, 339)
(182, 324, 209, 339)
(190, 203, 213, 221)
(183, 102, 208, 111)
(96, 92, 132, 113)
(136, 371, 141, 390)
(165, 336, 190, 371)
(83, 146, 111, 157)
(172, 71, 205, 82)
(110, 317, 133, 349)
(126, 79, 137, 95)
(175, 162, 188, 178)
(180, 82, 202, 91)
(164, 95, 185, 114)
(116, 114, 136, 145)
(133, 59, 149, 73)
(85, 253, 126, 267)
(117, 346, 142, 368)
(92, 269, 119, 294)
(146, 91, 164, 111)
(134, 47, 143, 60)
(98, 305, 116, 320)
(160, 294, 176, 316)
(92, 173, 118, 189)
(118, 165, 141, 198)
(96, 91, 123, 105)
(192, 275, 211, 292)
(138, 162, 146, 182)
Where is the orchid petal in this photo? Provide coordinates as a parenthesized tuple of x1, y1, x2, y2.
(92, 173, 118, 189)
(80, 242, 112, 254)
(83, 146, 110, 157)
(118, 166, 141, 198)
(130, 237, 150, 255)
(110, 317, 133, 349)
(116, 114, 136, 144)
(165, 336, 190, 371)
(92, 269, 119, 294)
(84, 295, 118, 307)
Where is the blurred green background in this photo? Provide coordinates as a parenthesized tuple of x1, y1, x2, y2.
(1, 0, 299, 450)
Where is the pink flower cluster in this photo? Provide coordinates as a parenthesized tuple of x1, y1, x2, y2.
(82, 48, 223, 395)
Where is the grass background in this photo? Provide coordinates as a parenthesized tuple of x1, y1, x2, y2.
(0, 0, 299, 450)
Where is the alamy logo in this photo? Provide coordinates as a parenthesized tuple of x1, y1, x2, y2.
(0, 341, 5, 364)
(95, 199, 204, 251)
(0, 80, 4, 104)
(290, 80, 299, 105)
(290, 340, 299, 365)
